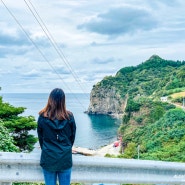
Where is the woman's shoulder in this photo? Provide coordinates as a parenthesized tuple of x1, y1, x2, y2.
(38, 114, 49, 122)
(67, 111, 74, 120)
(38, 113, 45, 119)
(67, 110, 73, 115)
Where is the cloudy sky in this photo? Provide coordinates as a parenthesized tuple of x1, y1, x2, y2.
(0, 0, 185, 93)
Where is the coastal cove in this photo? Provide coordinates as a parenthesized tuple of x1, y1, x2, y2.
(1, 93, 121, 150)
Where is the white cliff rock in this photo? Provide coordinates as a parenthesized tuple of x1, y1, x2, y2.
(87, 86, 126, 118)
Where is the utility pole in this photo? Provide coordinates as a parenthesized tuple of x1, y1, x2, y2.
(183, 97, 185, 110)
(137, 145, 140, 160)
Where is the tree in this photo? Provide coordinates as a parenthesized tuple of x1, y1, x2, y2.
(0, 124, 18, 152)
(150, 105, 165, 122)
(125, 98, 141, 112)
(0, 96, 37, 152)
(122, 142, 137, 159)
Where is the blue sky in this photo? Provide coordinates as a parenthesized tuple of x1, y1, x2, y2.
(0, 0, 185, 93)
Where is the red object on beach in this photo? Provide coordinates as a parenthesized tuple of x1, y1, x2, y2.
(113, 141, 119, 147)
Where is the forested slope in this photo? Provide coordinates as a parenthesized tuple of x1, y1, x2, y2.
(88, 55, 185, 161)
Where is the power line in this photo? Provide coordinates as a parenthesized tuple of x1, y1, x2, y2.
(24, 0, 89, 97)
(1, 0, 87, 110)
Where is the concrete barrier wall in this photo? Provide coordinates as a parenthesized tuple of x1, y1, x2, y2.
(1, 152, 185, 184)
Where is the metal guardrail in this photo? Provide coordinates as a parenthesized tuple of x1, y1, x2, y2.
(1, 152, 185, 184)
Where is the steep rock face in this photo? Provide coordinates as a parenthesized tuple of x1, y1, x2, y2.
(87, 86, 126, 118)
(87, 55, 185, 118)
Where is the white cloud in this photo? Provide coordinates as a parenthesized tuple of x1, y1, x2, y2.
(78, 6, 158, 36)
(22, 69, 40, 77)
(0, 0, 185, 93)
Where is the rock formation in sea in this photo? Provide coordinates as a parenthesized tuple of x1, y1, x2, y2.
(87, 85, 127, 118)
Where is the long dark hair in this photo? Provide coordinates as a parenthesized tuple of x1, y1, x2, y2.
(39, 88, 70, 120)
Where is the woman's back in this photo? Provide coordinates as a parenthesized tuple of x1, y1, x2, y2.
(37, 88, 76, 185)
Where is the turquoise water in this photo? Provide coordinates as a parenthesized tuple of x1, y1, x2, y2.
(1, 93, 121, 149)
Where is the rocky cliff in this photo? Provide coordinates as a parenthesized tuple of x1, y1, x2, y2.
(87, 55, 185, 118)
(87, 85, 127, 118)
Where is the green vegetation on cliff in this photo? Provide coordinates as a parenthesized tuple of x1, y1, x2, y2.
(119, 107, 185, 162)
(96, 55, 185, 99)
(93, 55, 185, 162)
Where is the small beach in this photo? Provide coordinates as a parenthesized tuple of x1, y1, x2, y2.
(73, 142, 121, 157)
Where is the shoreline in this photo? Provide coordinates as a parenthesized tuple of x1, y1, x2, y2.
(73, 142, 121, 157)
(84, 111, 124, 119)
(33, 142, 121, 157)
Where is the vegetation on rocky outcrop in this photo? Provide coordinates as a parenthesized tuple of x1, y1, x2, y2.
(88, 55, 185, 161)
(88, 55, 185, 117)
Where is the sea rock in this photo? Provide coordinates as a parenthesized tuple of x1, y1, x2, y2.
(87, 86, 126, 118)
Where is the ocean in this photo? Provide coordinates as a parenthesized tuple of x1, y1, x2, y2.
(1, 93, 121, 150)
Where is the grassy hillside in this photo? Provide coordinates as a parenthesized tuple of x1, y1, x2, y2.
(171, 91, 185, 98)
(97, 55, 185, 99)
(95, 55, 185, 161)
(118, 96, 185, 161)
